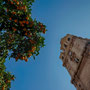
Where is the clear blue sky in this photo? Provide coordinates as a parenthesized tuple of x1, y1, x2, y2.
(5, 0, 90, 90)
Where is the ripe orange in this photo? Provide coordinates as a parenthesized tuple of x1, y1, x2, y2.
(24, 56, 27, 59)
(26, 17, 29, 20)
(23, 21, 26, 23)
(28, 53, 32, 57)
(28, 55, 31, 57)
(17, 6, 19, 9)
(28, 31, 31, 34)
(23, 56, 25, 60)
(30, 21, 34, 27)
(2, 86, 5, 90)
(25, 32, 27, 35)
(15, 57, 18, 61)
(28, 35, 31, 37)
(14, 19, 17, 23)
(11, 77, 15, 80)
(9, 18, 12, 20)
(30, 40, 35, 44)
(23, 5, 26, 9)
(12, 11, 16, 14)
(19, 21, 22, 24)
(21, 56, 24, 60)
(6, 80, 11, 83)
(17, 1, 19, 5)
(28, 50, 31, 53)
(26, 21, 29, 24)
(25, 59, 28, 62)
(21, 24, 24, 27)
(32, 46, 36, 52)
(43, 29, 46, 34)
(11, 1, 14, 4)
(41, 24, 43, 28)
(23, 28, 26, 31)
(13, 28, 17, 31)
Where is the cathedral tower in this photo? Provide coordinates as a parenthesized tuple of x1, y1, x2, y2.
(60, 34, 90, 90)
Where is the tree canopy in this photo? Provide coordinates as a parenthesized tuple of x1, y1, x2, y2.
(0, 0, 46, 89)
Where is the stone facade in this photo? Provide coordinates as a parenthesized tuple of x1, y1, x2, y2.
(60, 34, 90, 90)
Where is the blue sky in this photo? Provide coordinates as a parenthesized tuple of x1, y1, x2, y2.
(5, 0, 90, 90)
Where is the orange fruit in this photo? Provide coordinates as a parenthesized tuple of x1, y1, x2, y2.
(24, 9, 27, 12)
(30, 21, 34, 27)
(41, 24, 43, 28)
(13, 28, 16, 31)
(28, 55, 31, 57)
(23, 28, 26, 31)
(25, 32, 27, 35)
(25, 59, 28, 62)
(17, 6, 20, 9)
(17, 1, 19, 5)
(15, 57, 18, 61)
(2, 86, 5, 90)
(24, 56, 27, 59)
(30, 24, 33, 27)
(32, 46, 36, 52)
(23, 21, 26, 23)
(11, 1, 14, 4)
(28, 31, 31, 34)
(28, 50, 31, 53)
(26, 21, 29, 24)
(11, 77, 15, 80)
(9, 18, 12, 20)
(28, 35, 31, 37)
(40, 27, 42, 31)
(26, 17, 29, 20)
(43, 29, 46, 34)
(21, 24, 24, 27)
(30, 40, 35, 44)
(23, 5, 26, 9)
(12, 11, 16, 14)
(6, 80, 11, 83)
(21, 56, 24, 60)
(28, 53, 32, 57)
(14, 19, 17, 23)
(19, 21, 22, 24)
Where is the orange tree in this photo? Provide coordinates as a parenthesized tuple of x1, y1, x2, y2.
(0, 0, 46, 89)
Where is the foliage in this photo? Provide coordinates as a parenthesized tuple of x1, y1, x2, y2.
(0, 0, 47, 89)
(0, 52, 15, 90)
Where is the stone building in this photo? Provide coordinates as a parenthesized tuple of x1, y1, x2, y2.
(60, 34, 90, 90)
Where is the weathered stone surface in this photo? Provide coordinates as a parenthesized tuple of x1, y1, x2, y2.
(60, 34, 90, 90)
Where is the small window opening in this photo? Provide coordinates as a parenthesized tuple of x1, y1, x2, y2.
(62, 56, 64, 60)
(79, 84, 81, 87)
(72, 80, 75, 84)
(64, 44, 67, 48)
(68, 37, 70, 41)
(62, 56, 64, 59)
(74, 58, 79, 63)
